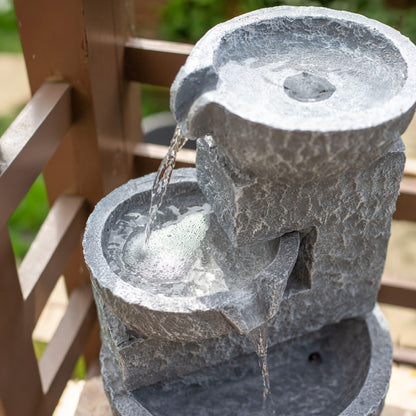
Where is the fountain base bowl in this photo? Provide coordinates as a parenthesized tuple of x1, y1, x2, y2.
(100, 306, 392, 416)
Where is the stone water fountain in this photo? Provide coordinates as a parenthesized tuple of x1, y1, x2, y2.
(83, 6, 416, 416)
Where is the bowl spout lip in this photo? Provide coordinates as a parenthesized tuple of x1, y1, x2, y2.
(171, 6, 416, 134)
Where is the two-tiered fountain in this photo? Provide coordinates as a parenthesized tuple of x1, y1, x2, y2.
(83, 6, 416, 415)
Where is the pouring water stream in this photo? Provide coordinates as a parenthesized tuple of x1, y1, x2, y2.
(144, 125, 188, 244)
(144, 126, 275, 414)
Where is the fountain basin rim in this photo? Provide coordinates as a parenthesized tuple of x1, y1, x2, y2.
(83, 170, 215, 314)
(172, 6, 416, 134)
(100, 305, 392, 416)
(341, 305, 392, 415)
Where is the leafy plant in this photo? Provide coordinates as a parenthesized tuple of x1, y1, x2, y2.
(161, 0, 233, 42)
(160, 0, 416, 43)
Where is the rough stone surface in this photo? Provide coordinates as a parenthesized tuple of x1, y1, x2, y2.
(196, 141, 405, 343)
(85, 169, 300, 341)
(99, 307, 392, 416)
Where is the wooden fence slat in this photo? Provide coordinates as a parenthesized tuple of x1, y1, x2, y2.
(38, 285, 96, 412)
(133, 142, 195, 177)
(0, 82, 72, 228)
(124, 38, 193, 86)
(82, 0, 141, 193)
(405, 158, 416, 177)
(379, 275, 416, 309)
(394, 175, 416, 222)
(393, 345, 416, 367)
(18, 194, 88, 323)
(0, 226, 46, 416)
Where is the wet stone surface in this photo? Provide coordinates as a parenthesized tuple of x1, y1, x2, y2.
(99, 309, 391, 416)
(132, 318, 368, 416)
(283, 72, 336, 102)
(104, 188, 277, 298)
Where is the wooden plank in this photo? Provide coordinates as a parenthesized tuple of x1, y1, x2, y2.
(393, 345, 416, 367)
(405, 157, 416, 177)
(38, 285, 96, 413)
(0, 226, 46, 416)
(14, 0, 105, 206)
(133, 142, 195, 177)
(125, 38, 193, 86)
(62, 242, 102, 371)
(394, 175, 416, 222)
(82, 0, 141, 193)
(9, 1, 141, 414)
(0, 82, 71, 228)
(18, 194, 88, 323)
(379, 275, 416, 309)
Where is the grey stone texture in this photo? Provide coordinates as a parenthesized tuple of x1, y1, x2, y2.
(100, 306, 392, 416)
(82, 5, 416, 416)
(197, 139, 405, 343)
(85, 169, 300, 341)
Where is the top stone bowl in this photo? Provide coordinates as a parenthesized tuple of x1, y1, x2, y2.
(171, 7, 416, 183)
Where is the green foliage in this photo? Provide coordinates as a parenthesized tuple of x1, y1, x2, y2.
(8, 175, 49, 261)
(72, 355, 87, 380)
(141, 84, 171, 118)
(0, 108, 17, 133)
(33, 340, 87, 380)
(0, 6, 21, 52)
(161, 0, 231, 42)
(160, 0, 416, 43)
(33, 339, 47, 360)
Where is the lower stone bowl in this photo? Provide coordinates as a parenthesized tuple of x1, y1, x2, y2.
(83, 168, 300, 341)
(100, 306, 392, 416)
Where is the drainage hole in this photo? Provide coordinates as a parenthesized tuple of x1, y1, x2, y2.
(308, 351, 322, 364)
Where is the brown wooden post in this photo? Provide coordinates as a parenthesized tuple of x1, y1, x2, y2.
(14, 0, 141, 203)
(10, 0, 141, 412)
(14, 0, 141, 300)
(0, 226, 47, 416)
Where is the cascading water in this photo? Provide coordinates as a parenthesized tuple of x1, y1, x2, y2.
(142, 131, 280, 415)
(144, 125, 187, 244)
(248, 324, 275, 416)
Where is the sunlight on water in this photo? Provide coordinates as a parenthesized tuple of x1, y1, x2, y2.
(144, 125, 188, 244)
(122, 203, 230, 297)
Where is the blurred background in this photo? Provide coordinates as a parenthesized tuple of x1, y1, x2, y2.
(1, 0, 416, 414)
